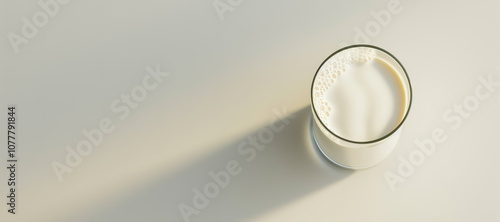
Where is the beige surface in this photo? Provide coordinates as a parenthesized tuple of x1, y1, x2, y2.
(1, 0, 499, 221)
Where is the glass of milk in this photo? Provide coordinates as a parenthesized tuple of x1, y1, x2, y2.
(310, 45, 412, 169)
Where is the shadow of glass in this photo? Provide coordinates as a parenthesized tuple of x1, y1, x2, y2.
(73, 106, 353, 222)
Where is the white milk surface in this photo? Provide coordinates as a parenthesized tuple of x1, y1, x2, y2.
(325, 57, 406, 142)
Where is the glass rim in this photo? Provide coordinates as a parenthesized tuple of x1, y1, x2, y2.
(310, 44, 413, 144)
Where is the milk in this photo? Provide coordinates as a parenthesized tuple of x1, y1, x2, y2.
(312, 47, 407, 142)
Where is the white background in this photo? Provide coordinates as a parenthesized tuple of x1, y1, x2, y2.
(1, 0, 499, 221)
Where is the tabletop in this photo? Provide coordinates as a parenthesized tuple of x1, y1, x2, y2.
(1, 0, 499, 221)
